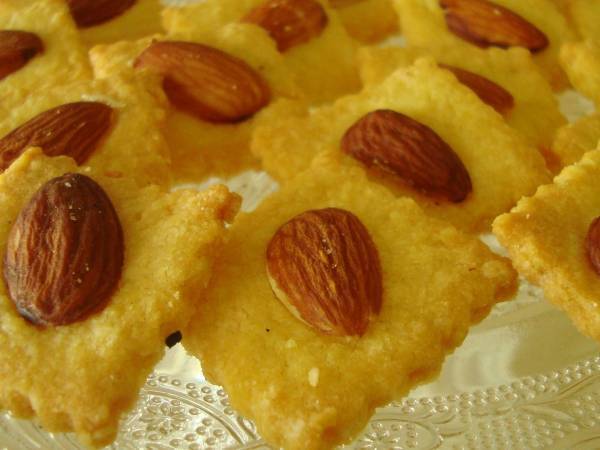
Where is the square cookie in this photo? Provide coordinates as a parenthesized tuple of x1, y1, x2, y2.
(91, 31, 303, 184)
(552, 113, 600, 167)
(0, 71, 172, 186)
(358, 45, 565, 165)
(70, 0, 163, 46)
(253, 58, 550, 232)
(328, 0, 398, 43)
(0, 148, 240, 447)
(393, 0, 574, 90)
(561, 40, 600, 107)
(162, 0, 361, 104)
(0, 0, 92, 105)
(493, 147, 600, 341)
(184, 152, 517, 450)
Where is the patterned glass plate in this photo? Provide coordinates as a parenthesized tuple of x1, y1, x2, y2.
(1, 12, 600, 449)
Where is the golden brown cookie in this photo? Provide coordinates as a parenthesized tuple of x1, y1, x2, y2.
(70, 0, 163, 46)
(328, 0, 398, 43)
(493, 146, 600, 341)
(561, 40, 600, 106)
(162, 0, 360, 104)
(0, 71, 172, 186)
(0, 0, 92, 105)
(184, 152, 517, 450)
(90, 31, 303, 184)
(0, 148, 240, 447)
(393, 0, 574, 90)
(552, 113, 600, 167)
(358, 45, 565, 163)
(253, 58, 550, 232)
(567, 0, 600, 41)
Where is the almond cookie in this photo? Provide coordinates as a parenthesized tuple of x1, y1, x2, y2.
(253, 58, 550, 232)
(493, 147, 600, 341)
(560, 40, 600, 106)
(68, 0, 163, 47)
(567, 0, 600, 41)
(328, 0, 398, 43)
(393, 0, 573, 90)
(358, 45, 565, 167)
(0, 148, 240, 447)
(0, 0, 92, 105)
(162, 0, 361, 104)
(0, 71, 172, 186)
(552, 113, 600, 167)
(184, 152, 517, 450)
(91, 31, 302, 184)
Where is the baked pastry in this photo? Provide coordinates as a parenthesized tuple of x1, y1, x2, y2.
(90, 31, 302, 183)
(357, 45, 565, 167)
(393, 0, 574, 90)
(184, 152, 517, 450)
(162, 0, 361, 104)
(566, 0, 600, 41)
(0, 148, 240, 447)
(67, 0, 163, 46)
(493, 146, 600, 341)
(252, 58, 550, 232)
(552, 113, 600, 167)
(0, 0, 92, 105)
(560, 40, 600, 107)
(0, 71, 172, 186)
(327, 0, 398, 43)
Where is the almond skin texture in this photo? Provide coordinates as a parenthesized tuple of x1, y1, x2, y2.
(0, 102, 114, 172)
(586, 216, 600, 276)
(0, 30, 44, 81)
(439, 0, 549, 52)
(243, 0, 329, 52)
(3, 173, 124, 327)
(342, 109, 472, 203)
(135, 41, 271, 124)
(440, 64, 514, 115)
(266, 208, 382, 337)
(66, 0, 137, 28)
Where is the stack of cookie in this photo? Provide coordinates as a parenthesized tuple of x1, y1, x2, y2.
(0, 0, 597, 449)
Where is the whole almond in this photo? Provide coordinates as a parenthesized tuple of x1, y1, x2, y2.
(586, 216, 600, 276)
(3, 173, 124, 326)
(439, 0, 549, 52)
(0, 30, 44, 81)
(135, 41, 271, 123)
(243, 0, 328, 52)
(66, 0, 136, 28)
(0, 102, 114, 172)
(440, 64, 514, 115)
(342, 110, 472, 203)
(266, 208, 382, 337)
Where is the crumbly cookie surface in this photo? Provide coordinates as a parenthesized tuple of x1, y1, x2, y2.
(91, 32, 302, 183)
(568, 0, 600, 41)
(253, 58, 550, 232)
(185, 153, 517, 450)
(329, 0, 398, 43)
(493, 147, 600, 341)
(552, 113, 600, 167)
(393, 0, 573, 89)
(76, 0, 163, 46)
(357, 45, 565, 161)
(0, 0, 92, 105)
(0, 71, 172, 186)
(162, 0, 360, 104)
(0, 149, 240, 447)
(561, 40, 600, 107)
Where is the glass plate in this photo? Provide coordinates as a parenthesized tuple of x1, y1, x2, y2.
(1, 16, 600, 450)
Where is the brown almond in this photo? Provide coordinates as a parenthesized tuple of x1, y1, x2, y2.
(66, 0, 136, 28)
(135, 41, 271, 123)
(266, 208, 382, 337)
(440, 64, 514, 115)
(439, 0, 549, 52)
(0, 102, 114, 172)
(3, 173, 124, 326)
(243, 0, 328, 52)
(342, 110, 472, 203)
(586, 216, 600, 276)
(0, 30, 44, 81)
